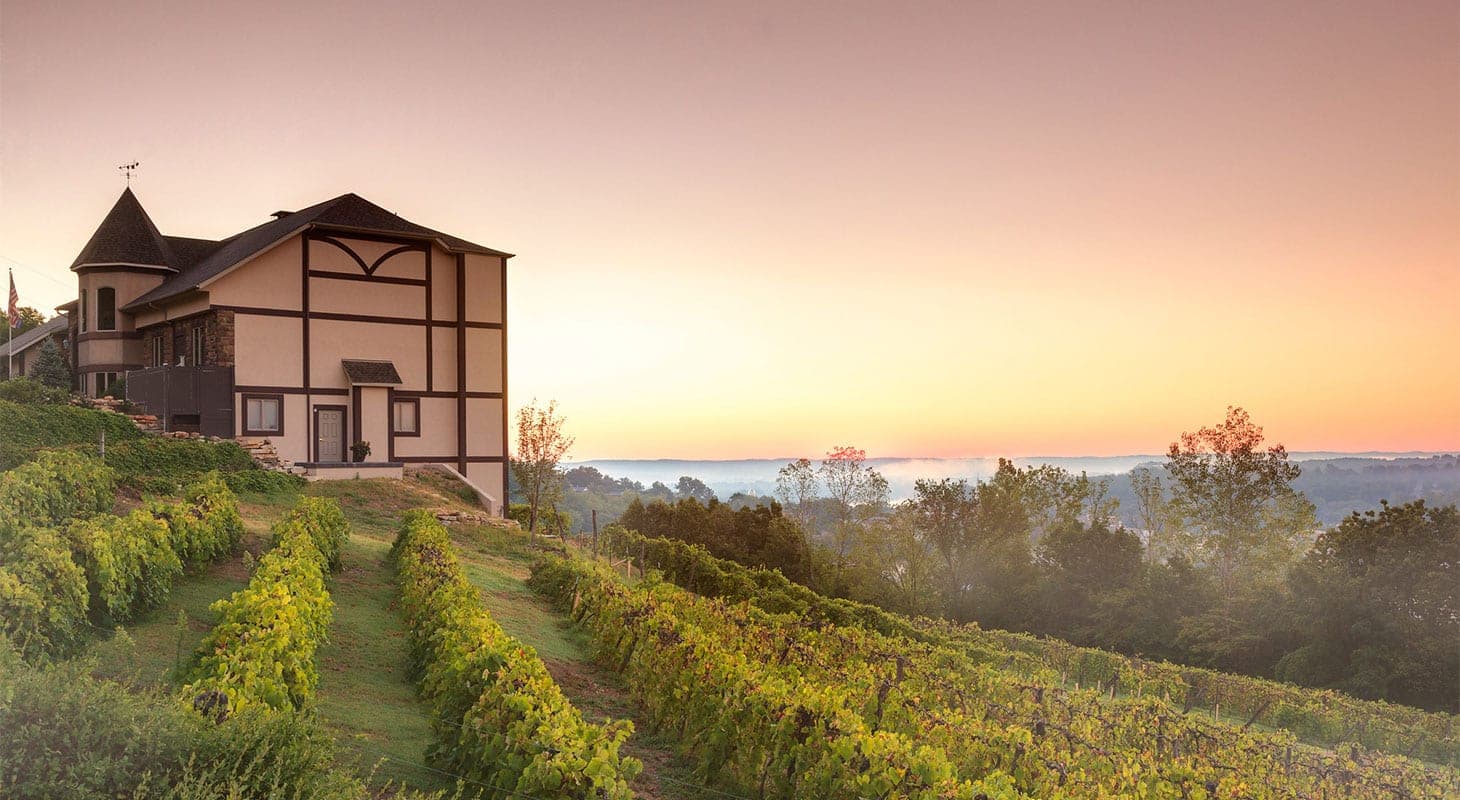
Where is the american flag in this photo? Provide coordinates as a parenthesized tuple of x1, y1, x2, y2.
(6, 270, 17, 329)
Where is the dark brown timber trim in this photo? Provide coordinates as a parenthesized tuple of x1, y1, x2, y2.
(394, 455, 507, 464)
(213, 305, 499, 328)
(425, 247, 433, 392)
(302, 238, 312, 453)
(351, 386, 363, 462)
(309, 235, 424, 276)
(500, 254, 509, 513)
(392, 390, 502, 399)
(214, 305, 302, 318)
(307, 269, 427, 287)
(456, 253, 467, 474)
(77, 331, 143, 342)
(235, 384, 348, 396)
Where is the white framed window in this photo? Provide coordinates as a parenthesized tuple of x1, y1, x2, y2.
(152, 336, 164, 367)
(243, 394, 282, 435)
(392, 398, 419, 435)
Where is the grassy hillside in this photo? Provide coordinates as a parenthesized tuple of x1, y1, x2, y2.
(83, 475, 717, 798)
(9, 416, 1451, 797)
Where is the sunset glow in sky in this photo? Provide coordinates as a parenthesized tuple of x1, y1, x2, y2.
(2, 1, 1456, 459)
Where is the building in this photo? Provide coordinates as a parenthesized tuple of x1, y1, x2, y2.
(4, 315, 69, 379)
(66, 188, 511, 508)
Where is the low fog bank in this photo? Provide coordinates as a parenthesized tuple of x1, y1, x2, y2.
(569, 453, 1460, 526)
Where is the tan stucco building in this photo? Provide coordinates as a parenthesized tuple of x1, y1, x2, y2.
(66, 188, 511, 510)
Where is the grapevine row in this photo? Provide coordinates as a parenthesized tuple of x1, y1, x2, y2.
(535, 551, 1457, 799)
(182, 496, 346, 714)
(391, 509, 641, 800)
(0, 453, 244, 656)
(531, 558, 1029, 800)
(601, 524, 1458, 764)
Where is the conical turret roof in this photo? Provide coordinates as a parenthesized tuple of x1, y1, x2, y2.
(69, 188, 177, 271)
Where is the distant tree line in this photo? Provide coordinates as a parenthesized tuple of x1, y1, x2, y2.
(617, 408, 1458, 713)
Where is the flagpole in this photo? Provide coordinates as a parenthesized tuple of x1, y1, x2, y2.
(6, 269, 13, 379)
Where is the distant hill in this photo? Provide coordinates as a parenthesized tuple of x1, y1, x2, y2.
(569, 452, 1460, 526)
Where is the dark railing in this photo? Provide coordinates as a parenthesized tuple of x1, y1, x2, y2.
(126, 366, 235, 437)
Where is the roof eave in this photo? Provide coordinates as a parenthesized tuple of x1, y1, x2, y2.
(71, 262, 179, 274)
(308, 222, 514, 259)
(120, 286, 208, 314)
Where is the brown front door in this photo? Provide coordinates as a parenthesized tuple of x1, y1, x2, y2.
(316, 408, 344, 463)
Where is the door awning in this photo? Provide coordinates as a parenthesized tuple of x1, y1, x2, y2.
(341, 359, 403, 386)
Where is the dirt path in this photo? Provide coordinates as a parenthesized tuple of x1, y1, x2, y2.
(455, 530, 719, 800)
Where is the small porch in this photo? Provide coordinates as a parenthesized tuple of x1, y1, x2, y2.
(299, 461, 405, 480)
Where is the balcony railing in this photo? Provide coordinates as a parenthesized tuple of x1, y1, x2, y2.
(126, 365, 235, 437)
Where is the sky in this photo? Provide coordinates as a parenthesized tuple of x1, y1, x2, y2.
(1, 1, 1456, 459)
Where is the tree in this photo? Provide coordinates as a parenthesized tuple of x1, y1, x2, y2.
(908, 477, 975, 571)
(1034, 518, 1145, 641)
(817, 446, 889, 581)
(958, 459, 1037, 627)
(1279, 501, 1459, 711)
(509, 400, 574, 536)
(9, 306, 44, 337)
(674, 475, 716, 503)
(1130, 467, 1183, 563)
(28, 338, 72, 391)
(775, 457, 819, 524)
(847, 510, 941, 617)
(1165, 407, 1314, 597)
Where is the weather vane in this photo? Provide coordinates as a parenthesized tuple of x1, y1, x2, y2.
(119, 161, 139, 185)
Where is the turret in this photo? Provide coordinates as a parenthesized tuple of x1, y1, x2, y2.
(70, 189, 175, 395)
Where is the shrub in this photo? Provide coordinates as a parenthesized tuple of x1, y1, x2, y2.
(103, 437, 256, 494)
(67, 509, 184, 621)
(27, 337, 73, 390)
(183, 498, 338, 714)
(0, 376, 70, 405)
(0, 399, 141, 470)
(0, 527, 89, 657)
(0, 449, 115, 528)
(508, 501, 572, 533)
(0, 649, 200, 797)
(149, 472, 245, 566)
(0, 641, 369, 800)
(394, 509, 640, 798)
(164, 708, 367, 800)
(271, 497, 349, 572)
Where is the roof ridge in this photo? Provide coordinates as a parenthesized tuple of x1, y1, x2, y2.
(120, 191, 510, 311)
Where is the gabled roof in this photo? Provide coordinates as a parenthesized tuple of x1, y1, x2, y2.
(70, 188, 177, 272)
(341, 359, 403, 385)
(7, 315, 68, 355)
(122, 192, 512, 311)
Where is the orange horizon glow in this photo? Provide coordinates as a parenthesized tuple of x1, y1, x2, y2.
(3, 1, 1456, 461)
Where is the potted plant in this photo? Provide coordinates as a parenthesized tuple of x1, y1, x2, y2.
(350, 440, 372, 462)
